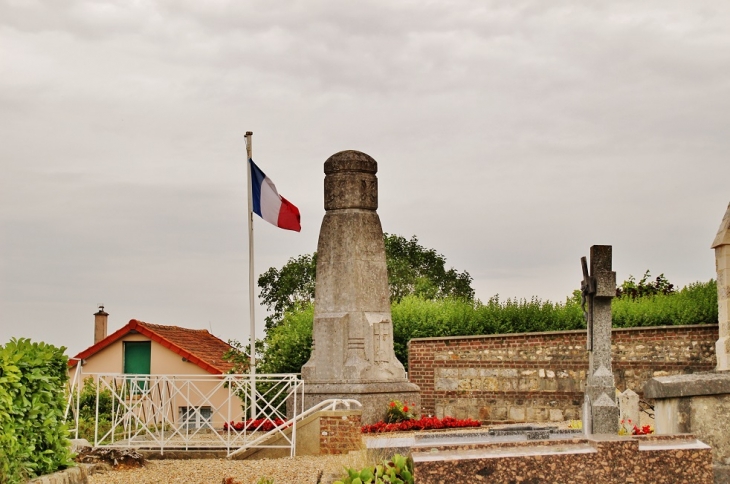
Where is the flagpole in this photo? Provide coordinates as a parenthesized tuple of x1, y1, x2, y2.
(245, 131, 257, 421)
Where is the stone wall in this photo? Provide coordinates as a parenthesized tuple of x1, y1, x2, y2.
(27, 466, 89, 484)
(408, 324, 717, 423)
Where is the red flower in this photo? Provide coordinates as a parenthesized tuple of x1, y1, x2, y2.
(403, 406, 409, 412)
(361, 415, 481, 434)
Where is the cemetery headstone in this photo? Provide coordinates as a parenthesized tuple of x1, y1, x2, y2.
(618, 388, 639, 432)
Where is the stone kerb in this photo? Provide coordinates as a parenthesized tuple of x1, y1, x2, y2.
(27, 466, 89, 484)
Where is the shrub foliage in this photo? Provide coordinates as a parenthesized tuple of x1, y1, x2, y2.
(71, 377, 116, 444)
(0, 338, 74, 483)
(257, 278, 717, 374)
(257, 234, 474, 331)
(612, 280, 717, 327)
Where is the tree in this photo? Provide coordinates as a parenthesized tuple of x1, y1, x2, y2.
(384, 234, 474, 302)
(258, 254, 317, 331)
(257, 234, 474, 330)
(615, 270, 675, 299)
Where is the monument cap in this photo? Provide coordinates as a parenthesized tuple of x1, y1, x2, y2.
(323, 150, 379, 211)
(711, 202, 730, 248)
(324, 150, 377, 175)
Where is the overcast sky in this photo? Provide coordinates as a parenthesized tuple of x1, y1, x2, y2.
(1, 1, 728, 358)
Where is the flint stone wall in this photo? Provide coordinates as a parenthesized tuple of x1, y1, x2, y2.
(408, 324, 717, 423)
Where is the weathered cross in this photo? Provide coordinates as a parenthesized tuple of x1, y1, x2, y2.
(581, 245, 619, 434)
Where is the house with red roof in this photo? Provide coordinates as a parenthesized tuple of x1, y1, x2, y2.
(69, 307, 245, 428)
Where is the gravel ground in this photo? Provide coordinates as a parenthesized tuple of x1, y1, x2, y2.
(87, 422, 606, 483)
(88, 453, 368, 484)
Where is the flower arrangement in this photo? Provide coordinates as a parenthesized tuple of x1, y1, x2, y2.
(619, 418, 653, 436)
(385, 400, 416, 423)
(362, 415, 481, 433)
(223, 418, 287, 432)
(632, 424, 654, 435)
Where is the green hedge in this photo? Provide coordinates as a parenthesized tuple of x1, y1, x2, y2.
(259, 280, 718, 374)
(612, 280, 718, 327)
(0, 339, 74, 483)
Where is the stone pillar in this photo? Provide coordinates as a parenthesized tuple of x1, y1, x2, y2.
(301, 150, 420, 424)
(712, 202, 730, 372)
(584, 245, 619, 434)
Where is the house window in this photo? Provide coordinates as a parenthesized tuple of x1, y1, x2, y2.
(179, 406, 212, 429)
(123, 341, 151, 393)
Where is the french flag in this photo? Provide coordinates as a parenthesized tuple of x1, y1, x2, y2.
(249, 159, 301, 232)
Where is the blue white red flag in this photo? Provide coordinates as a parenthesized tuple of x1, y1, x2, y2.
(249, 159, 301, 232)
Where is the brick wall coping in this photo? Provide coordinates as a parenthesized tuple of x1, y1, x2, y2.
(407, 323, 718, 344)
(317, 409, 363, 417)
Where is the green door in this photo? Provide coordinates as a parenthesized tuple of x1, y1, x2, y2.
(124, 341, 151, 393)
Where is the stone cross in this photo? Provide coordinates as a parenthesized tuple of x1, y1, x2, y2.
(712, 202, 730, 371)
(581, 245, 619, 434)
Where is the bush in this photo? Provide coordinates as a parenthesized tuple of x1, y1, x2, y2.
(612, 279, 717, 327)
(392, 294, 585, 368)
(258, 280, 718, 373)
(70, 377, 115, 444)
(0, 338, 74, 483)
(616, 271, 675, 299)
(258, 304, 314, 375)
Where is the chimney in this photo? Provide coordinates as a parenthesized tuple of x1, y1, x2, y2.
(94, 305, 109, 344)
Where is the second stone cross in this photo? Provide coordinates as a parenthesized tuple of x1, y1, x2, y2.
(581, 245, 619, 434)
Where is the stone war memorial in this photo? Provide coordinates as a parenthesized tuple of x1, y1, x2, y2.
(301, 150, 420, 424)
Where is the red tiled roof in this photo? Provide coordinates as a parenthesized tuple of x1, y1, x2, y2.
(69, 319, 235, 374)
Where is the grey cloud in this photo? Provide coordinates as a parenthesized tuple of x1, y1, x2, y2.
(1, 0, 729, 356)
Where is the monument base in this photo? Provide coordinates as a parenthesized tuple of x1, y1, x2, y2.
(302, 381, 421, 425)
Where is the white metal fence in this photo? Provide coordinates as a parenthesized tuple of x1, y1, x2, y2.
(65, 370, 306, 457)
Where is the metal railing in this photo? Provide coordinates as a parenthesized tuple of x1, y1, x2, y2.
(64, 359, 82, 440)
(227, 398, 362, 459)
(65, 370, 305, 457)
